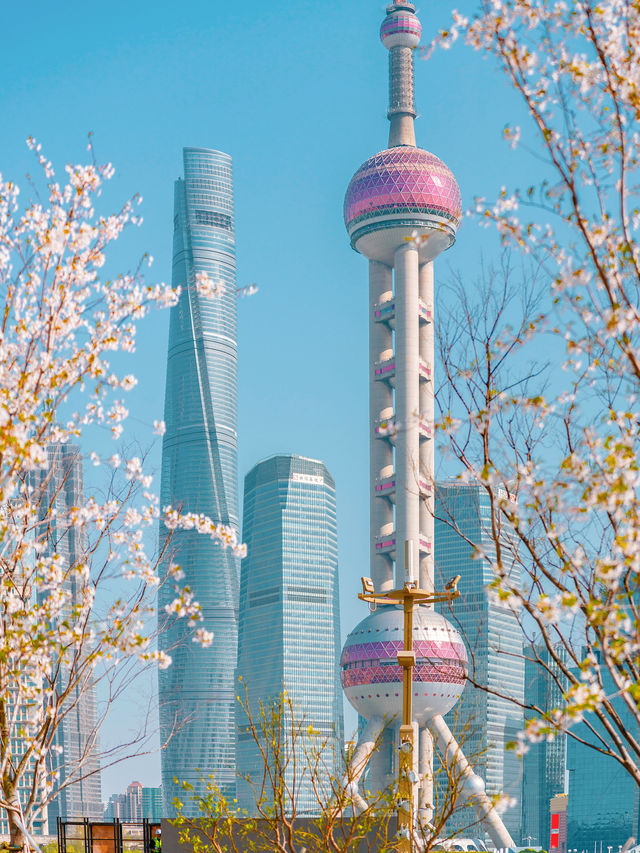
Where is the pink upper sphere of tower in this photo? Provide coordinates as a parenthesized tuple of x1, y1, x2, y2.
(344, 147, 462, 263)
(380, 7, 422, 50)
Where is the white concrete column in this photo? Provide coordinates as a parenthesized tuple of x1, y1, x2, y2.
(389, 114, 416, 148)
(366, 722, 396, 798)
(419, 725, 434, 826)
(419, 262, 435, 596)
(428, 715, 516, 849)
(341, 716, 384, 814)
(369, 261, 394, 591)
(388, 46, 417, 148)
(394, 244, 420, 586)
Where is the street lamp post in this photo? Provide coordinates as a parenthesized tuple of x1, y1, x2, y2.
(358, 545, 461, 853)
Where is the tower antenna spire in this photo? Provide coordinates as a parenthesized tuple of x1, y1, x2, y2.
(380, 1, 422, 147)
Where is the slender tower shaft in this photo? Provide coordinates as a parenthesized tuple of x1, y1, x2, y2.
(418, 260, 436, 823)
(418, 262, 435, 595)
(394, 243, 421, 587)
(369, 261, 395, 591)
(388, 46, 416, 146)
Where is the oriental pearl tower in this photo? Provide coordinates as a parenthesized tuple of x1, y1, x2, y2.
(340, 4, 515, 847)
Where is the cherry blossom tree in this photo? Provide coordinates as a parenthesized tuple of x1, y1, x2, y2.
(423, 0, 640, 783)
(0, 141, 243, 848)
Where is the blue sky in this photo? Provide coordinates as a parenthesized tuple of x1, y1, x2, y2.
(1, 0, 537, 796)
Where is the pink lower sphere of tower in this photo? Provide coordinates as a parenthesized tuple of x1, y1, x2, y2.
(344, 147, 462, 264)
(340, 607, 468, 723)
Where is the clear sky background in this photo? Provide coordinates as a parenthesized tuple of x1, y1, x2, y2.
(0, 0, 539, 799)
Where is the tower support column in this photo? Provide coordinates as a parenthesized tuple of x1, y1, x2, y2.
(369, 261, 394, 591)
(394, 244, 420, 585)
(419, 261, 435, 596)
(419, 725, 434, 825)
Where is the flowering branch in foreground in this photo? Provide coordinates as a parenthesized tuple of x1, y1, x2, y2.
(421, 0, 640, 785)
(0, 141, 241, 846)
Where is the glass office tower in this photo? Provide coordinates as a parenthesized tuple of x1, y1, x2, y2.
(31, 445, 103, 832)
(521, 644, 567, 848)
(158, 148, 240, 814)
(236, 454, 344, 816)
(566, 660, 640, 849)
(435, 482, 524, 842)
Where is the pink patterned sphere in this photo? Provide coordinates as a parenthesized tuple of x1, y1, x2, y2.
(344, 147, 462, 264)
(340, 606, 467, 723)
(380, 7, 422, 50)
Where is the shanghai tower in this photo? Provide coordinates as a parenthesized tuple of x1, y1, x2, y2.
(158, 147, 239, 814)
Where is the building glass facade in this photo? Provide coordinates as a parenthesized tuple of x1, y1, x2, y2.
(566, 662, 640, 849)
(434, 482, 524, 842)
(32, 444, 102, 833)
(141, 787, 163, 822)
(522, 644, 567, 848)
(158, 148, 240, 814)
(236, 455, 344, 816)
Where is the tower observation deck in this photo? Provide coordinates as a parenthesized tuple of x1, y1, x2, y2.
(340, 5, 515, 847)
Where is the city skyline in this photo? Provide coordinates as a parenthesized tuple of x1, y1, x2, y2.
(2, 9, 635, 836)
(0, 1, 528, 792)
(104, 781, 162, 823)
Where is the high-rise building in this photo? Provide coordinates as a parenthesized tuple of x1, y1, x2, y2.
(103, 783, 162, 822)
(0, 702, 48, 838)
(434, 482, 524, 843)
(565, 661, 640, 849)
(104, 794, 126, 821)
(125, 782, 143, 822)
(32, 444, 102, 832)
(339, 3, 514, 847)
(236, 454, 343, 816)
(521, 644, 567, 848)
(158, 147, 240, 814)
(141, 787, 163, 822)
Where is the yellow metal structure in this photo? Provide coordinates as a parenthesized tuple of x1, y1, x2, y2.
(358, 573, 461, 852)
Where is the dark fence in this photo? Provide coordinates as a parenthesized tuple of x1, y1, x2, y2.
(57, 818, 161, 853)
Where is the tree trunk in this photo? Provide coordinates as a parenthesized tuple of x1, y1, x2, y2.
(6, 797, 28, 850)
(5, 791, 29, 850)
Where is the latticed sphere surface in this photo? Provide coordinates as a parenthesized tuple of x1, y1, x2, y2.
(340, 606, 467, 722)
(344, 148, 462, 264)
(380, 9, 422, 49)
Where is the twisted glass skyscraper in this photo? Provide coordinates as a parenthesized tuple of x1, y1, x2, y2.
(236, 455, 343, 816)
(158, 148, 239, 814)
